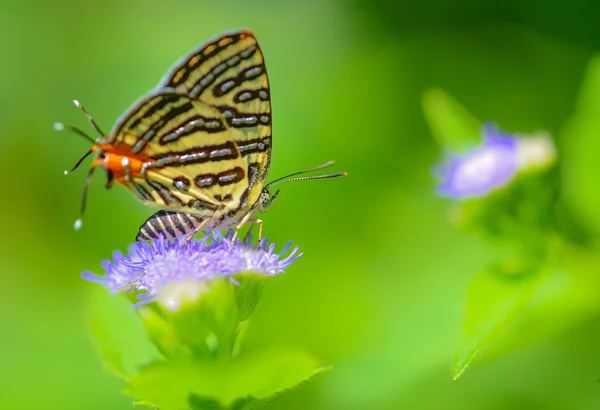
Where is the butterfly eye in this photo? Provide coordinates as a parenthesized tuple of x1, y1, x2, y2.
(261, 192, 270, 205)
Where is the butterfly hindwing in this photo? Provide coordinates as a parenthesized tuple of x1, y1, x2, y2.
(136, 210, 205, 241)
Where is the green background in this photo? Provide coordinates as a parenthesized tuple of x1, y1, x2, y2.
(2, 0, 600, 409)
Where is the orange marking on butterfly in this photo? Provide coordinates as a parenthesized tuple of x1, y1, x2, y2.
(92, 142, 151, 185)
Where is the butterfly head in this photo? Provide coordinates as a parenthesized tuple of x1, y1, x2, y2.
(257, 189, 281, 213)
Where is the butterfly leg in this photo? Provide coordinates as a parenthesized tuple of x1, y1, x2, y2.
(254, 219, 265, 249)
(242, 221, 256, 243)
(254, 219, 264, 243)
(241, 219, 264, 241)
(231, 212, 254, 244)
(182, 217, 211, 245)
(104, 170, 115, 189)
(238, 219, 264, 249)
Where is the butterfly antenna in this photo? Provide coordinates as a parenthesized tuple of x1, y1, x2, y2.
(266, 172, 347, 189)
(53, 121, 96, 143)
(64, 149, 94, 175)
(54, 122, 96, 174)
(265, 160, 338, 188)
(74, 165, 96, 230)
(73, 99, 106, 137)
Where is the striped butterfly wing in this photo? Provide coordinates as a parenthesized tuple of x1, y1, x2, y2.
(161, 30, 272, 209)
(111, 30, 272, 241)
(109, 90, 249, 220)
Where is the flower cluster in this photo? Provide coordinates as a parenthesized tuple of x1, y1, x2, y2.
(82, 231, 302, 307)
(435, 124, 556, 199)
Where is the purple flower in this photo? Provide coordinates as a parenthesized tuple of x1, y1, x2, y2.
(435, 124, 518, 198)
(82, 231, 302, 307)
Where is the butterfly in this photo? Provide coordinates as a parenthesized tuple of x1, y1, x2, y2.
(56, 30, 346, 242)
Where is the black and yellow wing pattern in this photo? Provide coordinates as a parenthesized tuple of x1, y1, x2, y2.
(103, 31, 272, 240)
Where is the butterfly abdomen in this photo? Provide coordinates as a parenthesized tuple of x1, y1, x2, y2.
(136, 210, 205, 241)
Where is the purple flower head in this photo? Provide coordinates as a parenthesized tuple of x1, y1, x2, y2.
(82, 231, 302, 307)
(435, 124, 518, 199)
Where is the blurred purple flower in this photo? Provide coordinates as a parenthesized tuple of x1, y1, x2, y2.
(435, 124, 518, 198)
(82, 232, 302, 306)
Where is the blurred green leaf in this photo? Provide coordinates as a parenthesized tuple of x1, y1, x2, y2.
(562, 54, 600, 235)
(87, 287, 163, 380)
(422, 87, 482, 151)
(125, 348, 330, 410)
(456, 170, 560, 251)
(453, 264, 546, 379)
(493, 245, 600, 352)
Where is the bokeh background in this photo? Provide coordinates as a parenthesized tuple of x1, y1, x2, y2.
(3, 0, 600, 409)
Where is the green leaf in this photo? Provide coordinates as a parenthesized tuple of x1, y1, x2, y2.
(562, 54, 600, 234)
(231, 271, 269, 322)
(232, 320, 250, 358)
(453, 261, 553, 380)
(188, 395, 224, 410)
(137, 304, 194, 361)
(421, 87, 482, 151)
(185, 395, 260, 410)
(228, 396, 260, 410)
(125, 348, 330, 410)
(87, 287, 163, 380)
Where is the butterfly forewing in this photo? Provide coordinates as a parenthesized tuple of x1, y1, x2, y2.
(161, 30, 272, 198)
